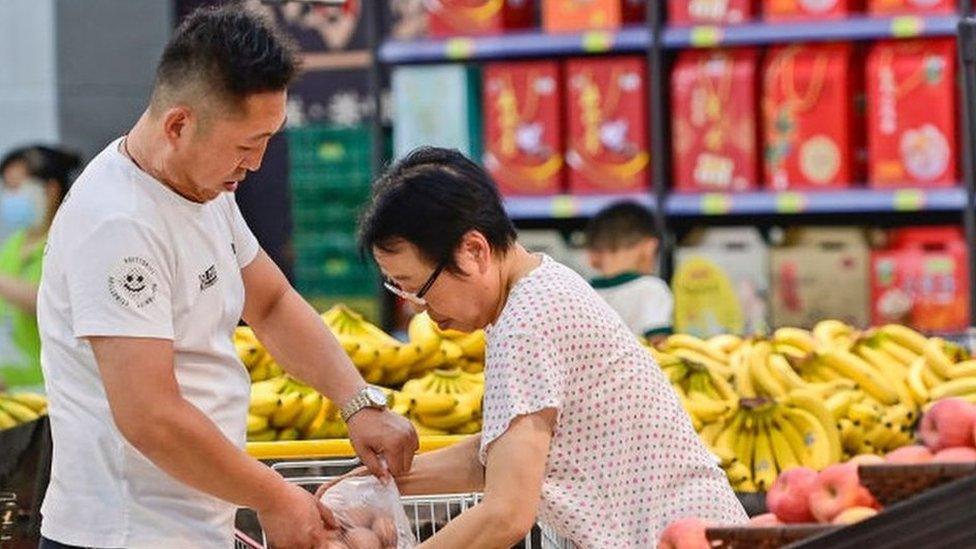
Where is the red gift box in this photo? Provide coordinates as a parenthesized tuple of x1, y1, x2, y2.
(668, 0, 757, 24)
(565, 56, 650, 194)
(483, 61, 564, 196)
(542, 0, 645, 33)
(763, 43, 864, 190)
(871, 227, 970, 332)
(868, 0, 956, 15)
(671, 48, 760, 193)
(867, 39, 957, 188)
(763, 0, 863, 21)
(426, 0, 535, 38)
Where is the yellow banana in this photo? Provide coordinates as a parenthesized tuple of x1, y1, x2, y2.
(923, 338, 955, 379)
(783, 389, 843, 463)
(713, 410, 747, 458)
(670, 348, 733, 379)
(856, 345, 916, 408)
(825, 391, 856, 421)
(0, 399, 39, 423)
(454, 330, 486, 361)
(733, 416, 756, 474)
(768, 353, 808, 391)
(876, 337, 920, 367)
(251, 376, 288, 395)
(725, 460, 752, 486)
(948, 360, 976, 379)
(247, 414, 269, 434)
(452, 419, 482, 435)
(276, 428, 300, 441)
(771, 408, 815, 469)
(411, 348, 447, 374)
(248, 429, 277, 442)
(774, 343, 810, 361)
(410, 420, 449, 436)
(838, 418, 864, 452)
(813, 319, 854, 347)
(879, 324, 927, 354)
(847, 402, 880, 429)
(930, 377, 976, 401)
(773, 327, 817, 354)
(767, 418, 801, 474)
(0, 408, 17, 429)
(270, 391, 303, 428)
(249, 392, 280, 417)
(666, 334, 729, 363)
(707, 334, 743, 355)
(780, 406, 833, 470)
(411, 394, 459, 416)
(440, 339, 465, 364)
(408, 312, 443, 357)
(293, 393, 324, 431)
(817, 349, 900, 405)
(732, 347, 757, 398)
(8, 393, 47, 413)
(752, 418, 778, 491)
(415, 397, 478, 430)
(749, 342, 786, 398)
(249, 361, 270, 382)
(684, 394, 733, 423)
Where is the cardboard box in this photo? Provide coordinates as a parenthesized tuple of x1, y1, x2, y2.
(871, 227, 970, 332)
(565, 56, 651, 194)
(426, 0, 535, 38)
(672, 48, 760, 193)
(868, 0, 957, 15)
(867, 39, 957, 188)
(770, 228, 871, 328)
(763, 0, 862, 21)
(542, 0, 635, 33)
(673, 228, 770, 337)
(483, 61, 564, 196)
(763, 43, 864, 190)
(393, 65, 482, 159)
(668, 0, 757, 24)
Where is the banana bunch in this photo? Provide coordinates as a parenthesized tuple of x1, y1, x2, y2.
(704, 390, 843, 492)
(246, 376, 349, 442)
(399, 368, 484, 436)
(0, 392, 48, 431)
(235, 326, 284, 382)
(407, 312, 486, 376)
(652, 337, 738, 430)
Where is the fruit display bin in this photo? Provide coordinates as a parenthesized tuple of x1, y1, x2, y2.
(246, 435, 468, 461)
(706, 524, 840, 549)
(857, 462, 976, 506)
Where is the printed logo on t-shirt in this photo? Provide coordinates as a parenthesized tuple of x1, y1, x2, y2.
(108, 256, 159, 309)
(199, 264, 218, 291)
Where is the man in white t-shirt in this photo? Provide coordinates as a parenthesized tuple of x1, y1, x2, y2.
(585, 201, 674, 342)
(36, 7, 417, 549)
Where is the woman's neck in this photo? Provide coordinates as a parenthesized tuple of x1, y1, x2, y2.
(490, 244, 541, 323)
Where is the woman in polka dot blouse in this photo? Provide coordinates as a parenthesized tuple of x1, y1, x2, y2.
(357, 147, 748, 548)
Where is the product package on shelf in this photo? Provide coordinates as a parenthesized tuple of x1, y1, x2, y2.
(426, 0, 535, 38)
(867, 0, 957, 15)
(871, 226, 970, 333)
(763, 0, 863, 21)
(392, 64, 482, 160)
(763, 43, 865, 191)
(565, 56, 651, 194)
(770, 228, 871, 329)
(542, 0, 646, 33)
(672, 48, 760, 193)
(673, 227, 770, 338)
(668, 0, 757, 24)
(483, 61, 564, 196)
(867, 39, 957, 188)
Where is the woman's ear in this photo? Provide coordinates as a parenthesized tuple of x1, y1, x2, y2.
(458, 230, 492, 274)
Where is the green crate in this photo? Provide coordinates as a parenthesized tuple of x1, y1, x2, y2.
(292, 203, 364, 232)
(287, 125, 373, 176)
(294, 266, 378, 297)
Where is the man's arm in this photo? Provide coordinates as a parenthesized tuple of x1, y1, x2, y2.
(419, 411, 555, 549)
(90, 336, 334, 548)
(241, 251, 418, 476)
(0, 276, 37, 314)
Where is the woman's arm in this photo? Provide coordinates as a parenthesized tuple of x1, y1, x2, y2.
(419, 409, 556, 549)
(0, 276, 38, 315)
(396, 434, 485, 495)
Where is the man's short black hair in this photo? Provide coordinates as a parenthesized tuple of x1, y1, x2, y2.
(152, 5, 299, 111)
(586, 201, 658, 251)
(359, 147, 517, 272)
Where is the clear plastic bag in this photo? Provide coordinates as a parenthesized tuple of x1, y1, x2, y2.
(319, 476, 417, 549)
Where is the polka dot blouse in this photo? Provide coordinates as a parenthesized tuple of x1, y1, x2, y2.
(479, 255, 747, 548)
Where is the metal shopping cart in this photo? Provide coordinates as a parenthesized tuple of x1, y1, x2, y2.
(233, 459, 574, 549)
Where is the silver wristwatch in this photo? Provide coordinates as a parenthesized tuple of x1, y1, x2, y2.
(340, 386, 389, 423)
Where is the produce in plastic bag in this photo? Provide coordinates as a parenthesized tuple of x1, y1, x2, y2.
(319, 476, 416, 549)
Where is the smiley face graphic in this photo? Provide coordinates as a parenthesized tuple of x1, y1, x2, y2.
(109, 257, 159, 308)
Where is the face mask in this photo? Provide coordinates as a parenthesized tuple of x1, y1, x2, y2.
(0, 177, 46, 234)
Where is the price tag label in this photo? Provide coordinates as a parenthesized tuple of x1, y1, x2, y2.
(893, 189, 926, 211)
(581, 31, 614, 53)
(701, 193, 733, 215)
(444, 38, 475, 60)
(775, 192, 808, 214)
(891, 16, 924, 39)
(551, 196, 578, 218)
(689, 26, 723, 48)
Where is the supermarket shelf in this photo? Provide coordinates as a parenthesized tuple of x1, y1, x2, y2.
(247, 435, 466, 460)
(504, 193, 656, 220)
(664, 15, 960, 49)
(379, 26, 648, 64)
(378, 16, 959, 64)
(665, 187, 967, 217)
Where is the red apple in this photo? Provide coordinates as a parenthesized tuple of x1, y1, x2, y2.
(808, 463, 876, 523)
(766, 467, 818, 524)
(919, 398, 976, 451)
(748, 513, 782, 526)
(885, 445, 935, 464)
(848, 454, 885, 466)
(933, 446, 976, 463)
(832, 506, 879, 525)
(658, 517, 709, 549)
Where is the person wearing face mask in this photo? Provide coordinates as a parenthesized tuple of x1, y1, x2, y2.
(0, 146, 80, 393)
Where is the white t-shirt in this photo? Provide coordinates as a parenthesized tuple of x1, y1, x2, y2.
(37, 138, 260, 548)
(591, 273, 674, 338)
(480, 256, 745, 548)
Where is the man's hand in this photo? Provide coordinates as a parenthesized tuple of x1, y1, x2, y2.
(257, 482, 337, 549)
(346, 408, 419, 480)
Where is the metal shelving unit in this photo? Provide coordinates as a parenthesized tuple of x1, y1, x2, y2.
(366, 2, 976, 325)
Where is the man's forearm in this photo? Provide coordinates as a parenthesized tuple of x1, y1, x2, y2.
(396, 435, 484, 496)
(129, 397, 289, 512)
(250, 288, 364, 406)
(0, 276, 37, 314)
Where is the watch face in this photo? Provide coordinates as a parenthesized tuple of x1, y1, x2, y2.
(365, 386, 388, 407)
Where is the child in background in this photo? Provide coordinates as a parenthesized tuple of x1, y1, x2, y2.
(586, 201, 674, 341)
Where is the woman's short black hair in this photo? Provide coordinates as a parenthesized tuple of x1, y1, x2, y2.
(585, 201, 658, 251)
(0, 147, 29, 176)
(359, 147, 517, 271)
